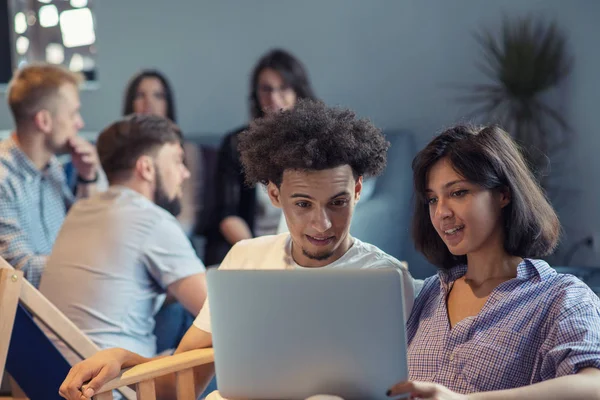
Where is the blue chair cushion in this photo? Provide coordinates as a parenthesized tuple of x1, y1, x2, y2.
(6, 304, 70, 400)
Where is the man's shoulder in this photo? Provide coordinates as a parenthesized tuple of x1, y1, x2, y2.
(0, 140, 20, 188)
(0, 166, 24, 200)
(224, 233, 290, 269)
(231, 233, 289, 253)
(72, 188, 180, 227)
(350, 238, 407, 270)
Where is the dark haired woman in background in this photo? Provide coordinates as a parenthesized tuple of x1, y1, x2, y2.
(205, 49, 317, 265)
(387, 125, 600, 399)
(123, 70, 204, 237)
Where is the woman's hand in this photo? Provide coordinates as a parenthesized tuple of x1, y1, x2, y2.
(387, 381, 468, 399)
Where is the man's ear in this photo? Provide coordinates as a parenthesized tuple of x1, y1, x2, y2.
(33, 109, 53, 134)
(267, 181, 282, 208)
(136, 155, 155, 182)
(354, 175, 363, 202)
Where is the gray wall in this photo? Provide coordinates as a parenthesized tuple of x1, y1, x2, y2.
(1, 0, 599, 265)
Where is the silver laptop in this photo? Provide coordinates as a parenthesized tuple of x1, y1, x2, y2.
(207, 268, 409, 400)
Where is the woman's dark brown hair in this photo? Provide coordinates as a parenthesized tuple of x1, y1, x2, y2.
(123, 70, 176, 122)
(249, 49, 317, 119)
(411, 125, 560, 269)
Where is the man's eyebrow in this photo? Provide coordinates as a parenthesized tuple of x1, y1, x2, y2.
(289, 190, 350, 200)
(290, 193, 314, 199)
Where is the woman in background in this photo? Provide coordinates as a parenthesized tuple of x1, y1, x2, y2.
(123, 70, 204, 237)
(205, 49, 317, 265)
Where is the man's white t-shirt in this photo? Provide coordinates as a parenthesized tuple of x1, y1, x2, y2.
(193, 232, 420, 333)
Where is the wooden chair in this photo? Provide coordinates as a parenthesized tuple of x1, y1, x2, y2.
(0, 259, 138, 399)
(0, 256, 215, 400)
(92, 348, 214, 400)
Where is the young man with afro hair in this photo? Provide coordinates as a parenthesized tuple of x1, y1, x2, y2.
(59, 99, 420, 400)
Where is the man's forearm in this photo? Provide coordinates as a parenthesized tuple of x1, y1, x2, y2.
(469, 369, 600, 400)
(220, 216, 252, 245)
(75, 169, 107, 199)
(117, 348, 156, 369)
(75, 182, 99, 199)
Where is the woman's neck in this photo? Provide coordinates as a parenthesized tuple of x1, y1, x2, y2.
(465, 249, 522, 286)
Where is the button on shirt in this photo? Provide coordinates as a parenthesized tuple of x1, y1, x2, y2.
(407, 258, 600, 393)
(0, 136, 73, 288)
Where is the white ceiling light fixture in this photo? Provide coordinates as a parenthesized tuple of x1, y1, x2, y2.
(69, 53, 84, 72)
(14, 12, 27, 34)
(16, 36, 30, 55)
(59, 8, 96, 48)
(70, 0, 88, 8)
(39, 5, 59, 28)
(46, 43, 65, 64)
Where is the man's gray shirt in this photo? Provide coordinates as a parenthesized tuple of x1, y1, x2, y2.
(40, 186, 205, 358)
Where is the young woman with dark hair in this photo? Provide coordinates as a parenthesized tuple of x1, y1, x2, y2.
(388, 125, 600, 399)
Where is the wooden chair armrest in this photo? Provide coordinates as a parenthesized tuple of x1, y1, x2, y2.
(95, 348, 214, 395)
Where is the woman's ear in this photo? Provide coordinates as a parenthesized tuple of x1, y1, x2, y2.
(499, 186, 511, 209)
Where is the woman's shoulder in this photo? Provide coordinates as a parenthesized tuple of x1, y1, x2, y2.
(219, 125, 250, 151)
(526, 259, 600, 319)
(416, 273, 443, 298)
(227, 125, 250, 139)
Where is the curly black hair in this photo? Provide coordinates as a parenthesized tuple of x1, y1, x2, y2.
(238, 99, 389, 186)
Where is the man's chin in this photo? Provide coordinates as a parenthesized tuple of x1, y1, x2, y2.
(301, 241, 336, 262)
(55, 143, 71, 156)
(302, 249, 333, 261)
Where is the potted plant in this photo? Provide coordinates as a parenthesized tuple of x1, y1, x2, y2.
(460, 16, 573, 190)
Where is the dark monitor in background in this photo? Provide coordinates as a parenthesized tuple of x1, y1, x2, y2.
(0, 0, 98, 87)
(0, 0, 15, 85)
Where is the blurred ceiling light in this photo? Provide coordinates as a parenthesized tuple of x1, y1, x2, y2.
(14, 12, 27, 34)
(26, 12, 37, 26)
(38, 0, 52, 3)
(46, 43, 65, 64)
(16, 36, 29, 55)
(60, 8, 95, 48)
(69, 53, 84, 72)
(70, 0, 88, 8)
(39, 5, 59, 28)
